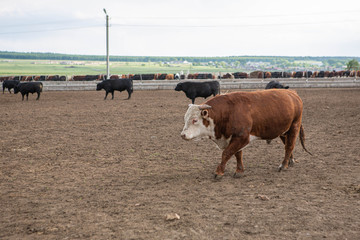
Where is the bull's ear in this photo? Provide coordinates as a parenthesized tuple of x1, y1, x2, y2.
(201, 109, 209, 118)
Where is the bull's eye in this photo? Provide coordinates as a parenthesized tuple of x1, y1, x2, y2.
(192, 119, 198, 124)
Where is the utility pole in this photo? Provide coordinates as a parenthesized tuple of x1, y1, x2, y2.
(103, 8, 110, 80)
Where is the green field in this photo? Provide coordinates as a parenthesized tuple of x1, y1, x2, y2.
(0, 59, 237, 76)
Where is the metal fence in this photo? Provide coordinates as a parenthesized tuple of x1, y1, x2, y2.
(40, 78, 360, 91)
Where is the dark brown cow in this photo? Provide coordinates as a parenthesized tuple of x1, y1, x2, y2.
(110, 75, 120, 80)
(250, 71, 262, 78)
(187, 74, 195, 79)
(221, 73, 234, 79)
(233, 72, 248, 79)
(71, 75, 86, 81)
(181, 89, 311, 178)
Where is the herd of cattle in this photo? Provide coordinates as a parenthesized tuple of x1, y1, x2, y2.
(1, 78, 135, 101)
(1, 69, 359, 83)
(2, 78, 287, 102)
(0, 69, 357, 101)
(2, 77, 310, 178)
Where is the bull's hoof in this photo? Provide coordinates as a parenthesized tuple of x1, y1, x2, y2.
(233, 172, 242, 178)
(289, 159, 295, 167)
(214, 173, 223, 180)
(278, 164, 289, 172)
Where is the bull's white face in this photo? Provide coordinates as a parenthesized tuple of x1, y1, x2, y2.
(181, 104, 215, 141)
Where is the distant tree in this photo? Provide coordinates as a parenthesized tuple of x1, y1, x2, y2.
(346, 59, 360, 70)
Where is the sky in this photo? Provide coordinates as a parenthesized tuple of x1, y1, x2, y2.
(0, 0, 360, 57)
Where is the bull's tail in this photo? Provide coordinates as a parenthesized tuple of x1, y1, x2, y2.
(299, 125, 312, 156)
(39, 82, 43, 92)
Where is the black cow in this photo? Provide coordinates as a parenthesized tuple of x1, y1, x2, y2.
(265, 80, 289, 89)
(14, 82, 43, 100)
(270, 72, 282, 78)
(3, 80, 20, 94)
(294, 71, 304, 78)
(317, 71, 325, 78)
(96, 79, 133, 100)
(174, 81, 220, 104)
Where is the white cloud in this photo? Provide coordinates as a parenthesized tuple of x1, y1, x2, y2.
(0, 0, 359, 56)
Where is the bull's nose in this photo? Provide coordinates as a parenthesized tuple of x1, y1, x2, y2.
(181, 133, 186, 140)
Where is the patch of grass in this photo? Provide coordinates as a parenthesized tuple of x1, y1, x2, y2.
(0, 59, 238, 76)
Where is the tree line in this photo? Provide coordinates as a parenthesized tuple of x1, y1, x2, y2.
(1, 51, 359, 65)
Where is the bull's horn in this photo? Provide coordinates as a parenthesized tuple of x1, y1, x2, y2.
(198, 104, 212, 110)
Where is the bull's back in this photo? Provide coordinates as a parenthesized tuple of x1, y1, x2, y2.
(3, 80, 19, 88)
(191, 81, 219, 97)
(20, 82, 43, 93)
(111, 79, 132, 90)
(205, 89, 303, 139)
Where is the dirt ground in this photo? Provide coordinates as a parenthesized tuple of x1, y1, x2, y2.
(1, 88, 359, 239)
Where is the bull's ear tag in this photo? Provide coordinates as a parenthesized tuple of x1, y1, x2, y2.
(201, 110, 209, 118)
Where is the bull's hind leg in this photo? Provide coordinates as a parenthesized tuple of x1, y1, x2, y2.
(280, 136, 295, 167)
(126, 90, 132, 99)
(233, 150, 244, 178)
(36, 92, 40, 100)
(278, 124, 300, 172)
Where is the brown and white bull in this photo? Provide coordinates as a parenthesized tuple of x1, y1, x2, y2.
(181, 89, 311, 178)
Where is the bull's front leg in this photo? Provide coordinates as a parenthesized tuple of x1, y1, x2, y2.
(215, 136, 249, 179)
(104, 91, 109, 100)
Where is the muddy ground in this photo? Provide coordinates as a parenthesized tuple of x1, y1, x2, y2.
(1, 88, 359, 239)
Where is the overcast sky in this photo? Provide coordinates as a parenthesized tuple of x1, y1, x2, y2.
(1, 0, 359, 57)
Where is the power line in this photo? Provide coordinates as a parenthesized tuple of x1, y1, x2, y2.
(0, 25, 103, 35)
(112, 19, 360, 28)
(1, 18, 359, 35)
(112, 9, 360, 20)
(0, 19, 100, 28)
